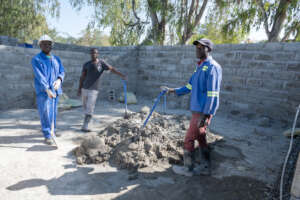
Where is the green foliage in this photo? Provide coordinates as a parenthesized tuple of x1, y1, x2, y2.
(77, 26, 110, 46)
(48, 26, 110, 46)
(70, 0, 215, 45)
(0, 0, 60, 42)
(220, 0, 300, 42)
(188, 23, 245, 45)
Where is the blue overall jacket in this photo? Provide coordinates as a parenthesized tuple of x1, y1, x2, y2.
(31, 51, 65, 95)
(175, 56, 222, 115)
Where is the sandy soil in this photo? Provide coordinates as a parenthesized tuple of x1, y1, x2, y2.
(0, 99, 289, 200)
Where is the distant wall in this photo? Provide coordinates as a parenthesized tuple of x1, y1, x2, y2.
(136, 43, 300, 123)
(0, 36, 299, 123)
(0, 45, 137, 110)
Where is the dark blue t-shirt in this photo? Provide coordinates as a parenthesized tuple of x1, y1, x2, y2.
(82, 59, 110, 90)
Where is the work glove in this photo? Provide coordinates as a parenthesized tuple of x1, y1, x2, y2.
(53, 78, 62, 90)
(46, 89, 56, 98)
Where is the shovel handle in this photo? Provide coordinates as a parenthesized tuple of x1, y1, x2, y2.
(122, 80, 127, 113)
(142, 90, 167, 128)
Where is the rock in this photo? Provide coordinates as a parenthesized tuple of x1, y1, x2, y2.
(283, 128, 300, 137)
(144, 139, 153, 152)
(140, 106, 150, 114)
(74, 111, 223, 171)
(58, 93, 82, 111)
(76, 157, 84, 165)
(128, 142, 139, 150)
(86, 149, 99, 157)
(73, 146, 84, 157)
(118, 92, 137, 104)
(82, 135, 105, 150)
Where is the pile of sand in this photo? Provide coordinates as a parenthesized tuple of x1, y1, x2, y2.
(74, 107, 222, 171)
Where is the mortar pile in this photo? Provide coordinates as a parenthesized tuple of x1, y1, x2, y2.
(74, 108, 221, 171)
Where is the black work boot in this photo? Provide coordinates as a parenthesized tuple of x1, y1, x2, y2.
(201, 146, 211, 175)
(172, 150, 194, 177)
(81, 114, 92, 132)
(194, 146, 211, 176)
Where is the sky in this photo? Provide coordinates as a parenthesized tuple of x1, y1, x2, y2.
(46, 1, 267, 42)
(46, 2, 95, 38)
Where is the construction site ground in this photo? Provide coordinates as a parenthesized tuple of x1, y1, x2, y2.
(0, 99, 291, 200)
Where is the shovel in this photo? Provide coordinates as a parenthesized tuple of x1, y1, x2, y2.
(122, 80, 129, 119)
(138, 90, 167, 152)
(50, 95, 58, 148)
(142, 90, 167, 128)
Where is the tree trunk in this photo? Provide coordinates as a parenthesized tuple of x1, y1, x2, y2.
(145, 0, 167, 45)
(180, 0, 208, 44)
(267, 0, 289, 42)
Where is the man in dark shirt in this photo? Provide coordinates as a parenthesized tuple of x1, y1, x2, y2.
(78, 48, 126, 132)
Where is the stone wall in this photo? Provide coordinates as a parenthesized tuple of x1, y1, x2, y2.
(136, 43, 300, 123)
(0, 39, 299, 123)
(0, 45, 137, 110)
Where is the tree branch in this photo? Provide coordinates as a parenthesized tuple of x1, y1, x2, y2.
(256, 0, 270, 37)
(194, 0, 208, 27)
(269, 0, 290, 41)
(281, 21, 300, 42)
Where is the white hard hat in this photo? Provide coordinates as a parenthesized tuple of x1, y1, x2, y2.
(38, 34, 53, 45)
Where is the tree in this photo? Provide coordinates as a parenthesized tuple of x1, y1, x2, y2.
(172, 0, 209, 44)
(221, 0, 300, 42)
(0, 0, 60, 42)
(76, 26, 110, 46)
(70, 0, 220, 45)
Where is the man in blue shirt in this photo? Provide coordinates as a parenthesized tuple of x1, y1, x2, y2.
(31, 35, 65, 145)
(161, 38, 222, 176)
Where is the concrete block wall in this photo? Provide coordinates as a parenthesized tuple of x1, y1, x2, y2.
(214, 43, 300, 123)
(0, 45, 137, 110)
(0, 39, 299, 123)
(136, 43, 300, 123)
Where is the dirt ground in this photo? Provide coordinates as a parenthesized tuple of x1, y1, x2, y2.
(0, 99, 290, 200)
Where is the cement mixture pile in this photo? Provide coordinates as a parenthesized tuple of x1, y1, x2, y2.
(74, 107, 222, 171)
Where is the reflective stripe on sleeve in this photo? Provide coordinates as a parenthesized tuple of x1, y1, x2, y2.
(207, 91, 219, 97)
(186, 83, 192, 90)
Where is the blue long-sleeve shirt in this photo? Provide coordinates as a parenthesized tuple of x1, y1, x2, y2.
(175, 56, 222, 115)
(31, 51, 65, 95)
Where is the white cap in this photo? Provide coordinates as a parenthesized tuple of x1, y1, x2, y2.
(38, 34, 53, 45)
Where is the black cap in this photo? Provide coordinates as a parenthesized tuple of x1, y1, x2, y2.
(193, 38, 213, 52)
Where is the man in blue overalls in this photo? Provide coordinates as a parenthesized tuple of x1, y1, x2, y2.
(162, 38, 222, 176)
(31, 35, 65, 145)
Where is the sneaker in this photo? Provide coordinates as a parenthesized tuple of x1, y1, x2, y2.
(44, 138, 54, 145)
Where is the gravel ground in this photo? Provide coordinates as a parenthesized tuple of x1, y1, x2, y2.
(0, 98, 295, 200)
(272, 136, 300, 200)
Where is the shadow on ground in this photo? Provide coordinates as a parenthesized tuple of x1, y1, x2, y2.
(6, 165, 270, 200)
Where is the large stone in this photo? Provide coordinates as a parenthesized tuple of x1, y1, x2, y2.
(283, 128, 300, 137)
(118, 92, 137, 104)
